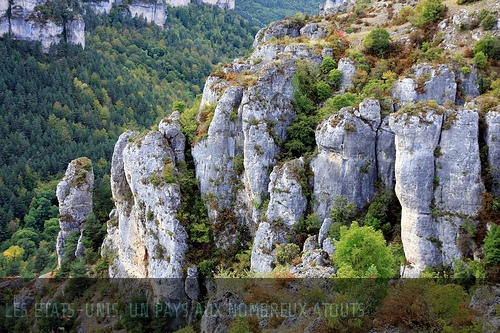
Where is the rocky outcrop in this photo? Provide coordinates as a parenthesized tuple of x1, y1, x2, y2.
(390, 108, 444, 277)
(312, 101, 380, 220)
(338, 57, 356, 93)
(0, 0, 9, 36)
(320, 0, 355, 15)
(485, 109, 500, 197)
(56, 157, 94, 268)
(2, 0, 85, 51)
(470, 284, 500, 333)
(434, 109, 483, 265)
(392, 63, 458, 110)
(390, 105, 484, 277)
(101, 112, 188, 279)
(289, 235, 336, 278)
(192, 31, 322, 249)
(129, 1, 167, 27)
(65, 15, 85, 49)
(250, 158, 307, 272)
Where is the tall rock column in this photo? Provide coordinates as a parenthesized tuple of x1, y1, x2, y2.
(434, 109, 483, 265)
(56, 157, 94, 268)
(102, 112, 188, 280)
(389, 108, 444, 277)
(485, 110, 500, 197)
(312, 102, 380, 221)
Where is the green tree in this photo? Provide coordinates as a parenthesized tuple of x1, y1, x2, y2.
(484, 224, 500, 264)
(334, 222, 395, 278)
(474, 35, 500, 60)
(320, 56, 337, 74)
(34, 247, 51, 273)
(363, 28, 391, 56)
(414, 0, 446, 27)
(474, 51, 487, 69)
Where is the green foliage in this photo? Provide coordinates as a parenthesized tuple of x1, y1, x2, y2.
(334, 222, 395, 278)
(362, 28, 391, 56)
(33, 247, 52, 273)
(316, 81, 331, 102)
(293, 212, 321, 246)
(474, 51, 487, 69)
(326, 69, 342, 88)
(23, 189, 59, 231)
(481, 13, 497, 31)
(484, 224, 500, 264)
(275, 243, 301, 266)
(414, 0, 446, 27)
(235, 0, 323, 27)
(474, 34, 500, 60)
(228, 317, 252, 333)
(318, 93, 362, 118)
(320, 56, 337, 74)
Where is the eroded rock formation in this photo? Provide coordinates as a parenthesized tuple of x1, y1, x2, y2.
(56, 157, 94, 268)
(101, 112, 188, 279)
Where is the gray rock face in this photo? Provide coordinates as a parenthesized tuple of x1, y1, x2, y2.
(392, 63, 458, 109)
(0, 0, 9, 36)
(4, 0, 85, 52)
(377, 116, 396, 189)
(65, 15, 86, 49)
(434, 109, 484, 265)
(470, 284, 500, 333)
(390, 109, 444, 277)
(102, 113, 188, 279)
(250, 222, 282, 273)
(56, 157, 94, 268)
(265, 158, 307, 229)
(253, 19, 301, 47)
(390, 106, 483, 277)
(320, 0, 355, 15)
(300, 23, 327, 39)
(200, 291, 245, 333)
(485, 110, 500, 196)
(338, 57, 356, 93)
(457, 67, 479, 103)
(193, 37, 322, 250)
(129, 1, 167, 27)
(312, 104, 379, 220)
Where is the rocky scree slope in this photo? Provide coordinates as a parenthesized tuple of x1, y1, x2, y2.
(103, 2, 500, 279)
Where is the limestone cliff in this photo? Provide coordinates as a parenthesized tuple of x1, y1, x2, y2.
(389, 105, 484, 277)
(101, 112, 188, 279)
(0, 0, 85, 52)
(101, 2, 497, 280)
(56, 157, 94, 268)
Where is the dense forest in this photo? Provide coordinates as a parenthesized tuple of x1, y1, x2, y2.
(0, 3, 260, 277)
(235, 0, 325, 27)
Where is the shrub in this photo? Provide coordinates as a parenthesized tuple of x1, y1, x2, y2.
(362, 28, 391, 56)
(474, 35, 500, 60)
(481, 13, 497, 31)
(327, 69, 342, 88)
(318, 93, 361, 118)
(484, 224, 500, 264)
(275, 243, 301, 266)
(334, 222, 395, 278)
(316, 81, 331, 101)
(415, 0, 446, 27)
(320, 56, 337, 73)
(474, 51, 487, 69)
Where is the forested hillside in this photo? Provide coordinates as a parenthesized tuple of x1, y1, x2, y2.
(236, 0, 325, 26)
(0, 3, 258, 277)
